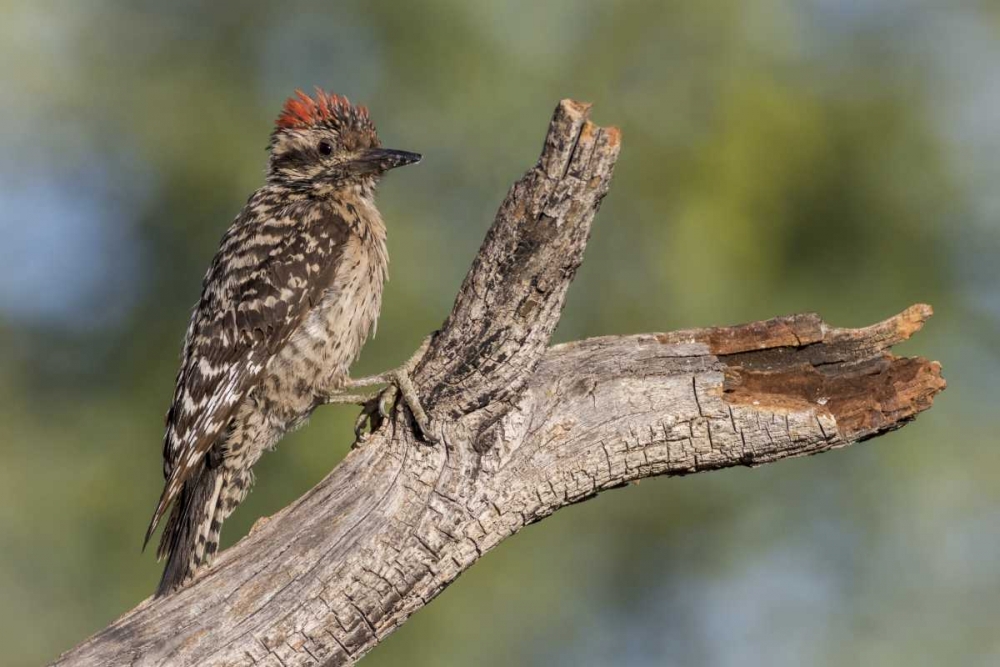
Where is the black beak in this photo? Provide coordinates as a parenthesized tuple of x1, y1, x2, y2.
(352, 148, 422, 174)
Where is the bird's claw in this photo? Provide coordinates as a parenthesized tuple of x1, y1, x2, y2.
(351, 369, 437, 446)
(352, 384, 398, 447)
(390, 367, 437, 443)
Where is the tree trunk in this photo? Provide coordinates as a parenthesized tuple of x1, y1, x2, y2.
(53, 99, 945, 667)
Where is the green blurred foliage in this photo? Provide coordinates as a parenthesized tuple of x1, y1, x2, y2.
(0, 1, 997, 665)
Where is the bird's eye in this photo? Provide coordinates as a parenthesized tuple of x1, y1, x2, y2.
(318, 140, 333, 156)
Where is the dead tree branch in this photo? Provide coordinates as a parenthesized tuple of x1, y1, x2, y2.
(53, 100, 945, 667)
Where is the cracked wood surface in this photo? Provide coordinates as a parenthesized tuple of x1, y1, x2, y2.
(53, 101, 945, 667)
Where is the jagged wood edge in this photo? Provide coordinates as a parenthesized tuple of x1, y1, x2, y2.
(52, 101, 944, 667)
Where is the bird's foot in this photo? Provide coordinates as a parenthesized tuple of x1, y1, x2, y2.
(346, 336, 437, 445)
(349, 367, 436, 444)
(316, 390, 385, 448)
(351, 384, 397, 447)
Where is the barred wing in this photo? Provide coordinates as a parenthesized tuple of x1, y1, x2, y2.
(144, 202, 350, 548)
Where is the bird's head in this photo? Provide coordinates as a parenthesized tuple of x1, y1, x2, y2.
(267, 88, 420, 196)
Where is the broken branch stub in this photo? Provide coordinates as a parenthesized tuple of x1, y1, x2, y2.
(415, 100, 621, 437)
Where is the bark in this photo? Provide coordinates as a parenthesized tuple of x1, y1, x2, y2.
(53, 100, 945, 667)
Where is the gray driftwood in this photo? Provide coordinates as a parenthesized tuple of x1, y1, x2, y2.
(53, 100, 945, 667)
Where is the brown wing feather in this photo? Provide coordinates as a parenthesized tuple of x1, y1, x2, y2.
(144, 197, 351, 549)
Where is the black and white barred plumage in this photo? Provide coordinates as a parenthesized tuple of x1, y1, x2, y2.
(145, 89, 420, 595)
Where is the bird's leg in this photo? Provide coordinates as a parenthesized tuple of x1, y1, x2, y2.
(314, 392, 375, 440)
(314, 389, 391, 449)
(346, 336, 435, 444)
(318, 392, 378, 406)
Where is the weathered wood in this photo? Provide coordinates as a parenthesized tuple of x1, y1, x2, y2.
(52, 101, 944, 667)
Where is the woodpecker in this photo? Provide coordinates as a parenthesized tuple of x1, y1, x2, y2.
(144, 88, 428, 596)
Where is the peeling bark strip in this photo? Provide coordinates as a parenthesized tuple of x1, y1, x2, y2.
(53, 101, 944, 667)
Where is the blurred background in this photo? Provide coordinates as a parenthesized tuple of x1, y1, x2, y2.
(0, 1, 996, 665)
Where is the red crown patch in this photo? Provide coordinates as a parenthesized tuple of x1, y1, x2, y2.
(275, 87, 370, 130)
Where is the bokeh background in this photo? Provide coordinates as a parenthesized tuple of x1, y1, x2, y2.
(1, 1, 997, 665)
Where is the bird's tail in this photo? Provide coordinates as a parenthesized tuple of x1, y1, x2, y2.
(155, 461, 240, 596)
